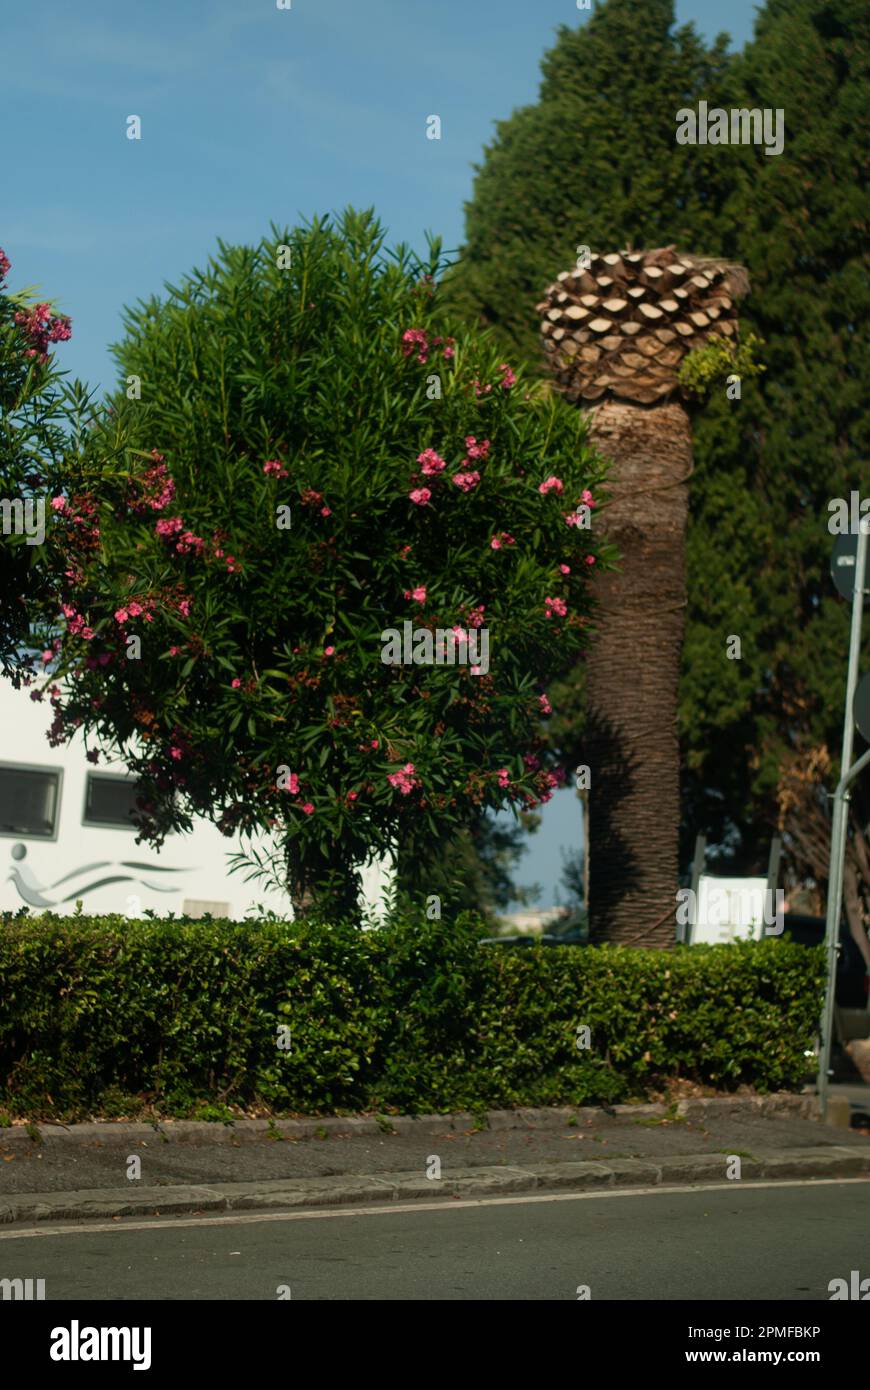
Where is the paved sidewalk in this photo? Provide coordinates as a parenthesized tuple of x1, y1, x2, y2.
(1, 1094, 867, 1224)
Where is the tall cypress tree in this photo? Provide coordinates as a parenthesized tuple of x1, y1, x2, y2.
(679, 0, 870, 869)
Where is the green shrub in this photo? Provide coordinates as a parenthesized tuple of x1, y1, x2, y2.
(24, 210, 608, 920)
(0, 912, 823, 1120)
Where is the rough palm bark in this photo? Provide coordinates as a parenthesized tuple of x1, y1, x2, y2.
(537, 247, 748, 946)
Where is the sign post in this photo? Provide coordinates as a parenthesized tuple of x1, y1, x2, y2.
(818, 526, 868, 1117)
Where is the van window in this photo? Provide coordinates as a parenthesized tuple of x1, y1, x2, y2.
(83, 774, 140, 829)
(0, 765, 61, 838)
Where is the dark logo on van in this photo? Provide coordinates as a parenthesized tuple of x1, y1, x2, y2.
(7, 842, 189, 908)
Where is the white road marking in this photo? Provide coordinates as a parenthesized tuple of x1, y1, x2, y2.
(0, 1175, 867, 1241)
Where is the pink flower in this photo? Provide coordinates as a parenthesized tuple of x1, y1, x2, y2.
(559, 564, 570, 575)
(13, 300, 73, 362)
(231, 678, 242, 688)
(497, 767, 511, 788)
(417, 448, 447, 476)
(409, 487, 431, 506)
(346, 790, 358, 802)
(128, 602, 143, 617)
(176, 531, 206, 556)
(51, 496, 67, 512)
(169, 746, 183, 761)
(429, 331, 455, 359)
(156, 517, 183, 537)
(114, 608, 129, 624)
(178, 599, 191, 618)
(452, 470, 480, 492)
(539, 476, 564, 496)
(0, 248, 10, 282)
(301, 802, 315, 815)
(585, 555, 596, 566)
(169, 646, 181, 656)
(41, 650, 53, 664)
(132, 456, 175, 513)
(324, 646, 335, 656)
(407, 586, 427, 603)
(263, 459, 287, 478)
(285, 773, 300, 795)
(539, 693, 553, 715)
(499, 364, 517, 389)
(466, 604, 485, 629)
(544, 596, 567, 619)
(321, 506, 331, 517)
(387, 763, 420, 795)
(491, 531, 515, 550)
(464, 436, 490, 461)
(401, 328, 429, 364)
(580, 489, 596, 508)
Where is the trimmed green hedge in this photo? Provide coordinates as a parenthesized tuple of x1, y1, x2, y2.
(0, 912, 824, 1120)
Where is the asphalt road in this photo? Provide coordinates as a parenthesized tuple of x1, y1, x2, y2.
(1, 1178, 866, 1300)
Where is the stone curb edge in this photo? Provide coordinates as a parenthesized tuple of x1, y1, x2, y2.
(1, 1145, 868, 1226)
(0, 1092, 819, 1146)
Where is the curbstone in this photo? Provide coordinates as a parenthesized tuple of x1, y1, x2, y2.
(757, 1145, 870, 1179)
(602, 1158, 664, 1186)
(659, 1152, 765, 1183)
(823, 1097, 851, 1129)
(516, 1160, 616, 1190)
(0, 1185, 226, 1224)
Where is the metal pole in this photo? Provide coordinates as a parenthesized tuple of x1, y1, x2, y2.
(683, 834, 706, 945)
(766, 836, 782, 937)
(817, 527, 868, 1117)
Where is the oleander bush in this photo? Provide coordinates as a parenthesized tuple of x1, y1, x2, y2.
(0, 911, 824, 1120)
(20, 209, 609, 922)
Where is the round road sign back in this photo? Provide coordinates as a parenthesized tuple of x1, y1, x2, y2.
(831, 533, 870, 602)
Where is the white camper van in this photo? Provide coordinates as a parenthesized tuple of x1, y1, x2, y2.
(0, 678, 392, 921)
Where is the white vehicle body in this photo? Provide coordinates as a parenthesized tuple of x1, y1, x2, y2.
(0, 678, 393, 921)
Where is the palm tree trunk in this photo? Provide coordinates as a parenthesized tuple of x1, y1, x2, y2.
(538, 247, 747, 947)
(584, 399, 691, 947)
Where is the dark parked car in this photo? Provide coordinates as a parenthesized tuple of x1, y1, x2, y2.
(782, 912, 869, 1008)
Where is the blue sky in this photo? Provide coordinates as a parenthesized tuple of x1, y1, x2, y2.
(3, 0, 762, 906)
